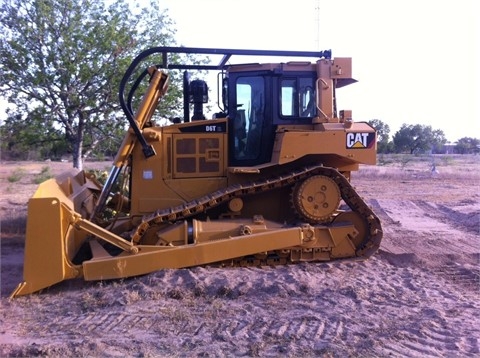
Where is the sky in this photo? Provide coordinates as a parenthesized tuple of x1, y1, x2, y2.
(1, 0, 477, 143)
(156, 0, 479, 142)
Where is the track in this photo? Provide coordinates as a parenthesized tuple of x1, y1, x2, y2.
(130, 165, 383, 260)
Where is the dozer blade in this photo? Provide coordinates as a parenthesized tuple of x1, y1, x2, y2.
(11, 170, 101, 298)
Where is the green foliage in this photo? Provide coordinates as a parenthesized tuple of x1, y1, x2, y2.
(368, 119, 392, 154)
(87, 169, 110, 185)
(7, 168, 26, 182)
(0, 108, 68, 160)
(0, 0, 178, 168)
(368, 119, 389, 142)
(87, 167, 130, 220)
(393, 124, 447, 154)
(454, 137, 480, 154)
(32, 166, 53, 184)
(368, 120, 478, 156)
(87, 168, 129, 196)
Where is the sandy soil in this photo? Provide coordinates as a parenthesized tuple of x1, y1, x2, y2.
(0, 157, 479, 357)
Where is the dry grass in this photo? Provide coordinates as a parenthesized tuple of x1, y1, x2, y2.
(0, 160, 111, 237)
(356, 154, 480, 180)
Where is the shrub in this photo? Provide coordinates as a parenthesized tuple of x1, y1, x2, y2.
(7, 167, 26, 182)
(32, 166, 53, 184)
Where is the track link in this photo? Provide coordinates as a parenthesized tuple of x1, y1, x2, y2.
(130, 165, 382, 260)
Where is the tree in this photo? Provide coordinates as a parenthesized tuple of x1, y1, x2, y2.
(0, 108, 67, 160)
(455, 137, 480, 154)
(0, 0, 178, 169)
(393, 124, 447, 154)
(368, 119, 393, 153)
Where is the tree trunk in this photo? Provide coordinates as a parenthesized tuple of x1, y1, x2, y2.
(72, 114, 85, 170)
(72, 139, 83, 170)
(82, 138, 100, 161)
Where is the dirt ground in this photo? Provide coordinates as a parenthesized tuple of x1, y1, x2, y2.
(0, 156, 479, 357)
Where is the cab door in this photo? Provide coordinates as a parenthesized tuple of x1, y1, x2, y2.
(228, 72, 275, 166)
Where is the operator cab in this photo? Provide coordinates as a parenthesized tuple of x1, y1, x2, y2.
(225, 63, 318, 166)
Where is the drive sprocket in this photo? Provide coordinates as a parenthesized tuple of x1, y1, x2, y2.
(291, 175, 341, 224)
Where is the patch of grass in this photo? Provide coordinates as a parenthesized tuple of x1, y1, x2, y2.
(440, 155, 455, 166)
(363, 154, 480, 177)
(80, 290, 111, 311)
(356, 161, 480, 181)
(32, 166, 53, 184)
(377, 154, 394, 166)
(7, 168, 26, 183)
(399, 155, 413, 170)
(122, 290, 142, 305)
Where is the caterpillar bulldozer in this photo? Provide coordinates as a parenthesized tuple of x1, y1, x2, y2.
(11, 47, 382, 297)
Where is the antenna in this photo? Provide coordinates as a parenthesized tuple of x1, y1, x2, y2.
(315, 0, 320, 50)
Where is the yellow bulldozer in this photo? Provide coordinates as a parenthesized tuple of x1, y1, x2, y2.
(11, 47, 382, 297)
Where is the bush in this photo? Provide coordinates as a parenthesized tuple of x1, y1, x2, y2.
(7, 168, 26, 182)
(32, 166, 53, 184)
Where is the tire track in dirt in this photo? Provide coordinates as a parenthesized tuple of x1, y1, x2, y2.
(43, 303, 476, 357)
(416, 200, 480, 235)
(46, 310, 350, 342)
(433, 259, 480, 292)
(17, 257, 475, 357)
(371, 198, 480, 255)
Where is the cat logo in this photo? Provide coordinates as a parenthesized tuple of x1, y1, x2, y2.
(346, 132, 375, 149)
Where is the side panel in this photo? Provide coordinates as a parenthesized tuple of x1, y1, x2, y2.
(130, 120, 229, 215)
(271, 122, 377, 167)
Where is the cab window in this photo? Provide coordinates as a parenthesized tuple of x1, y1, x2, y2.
(280, 77, 315, 118)
(234, 76, 265, 160)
